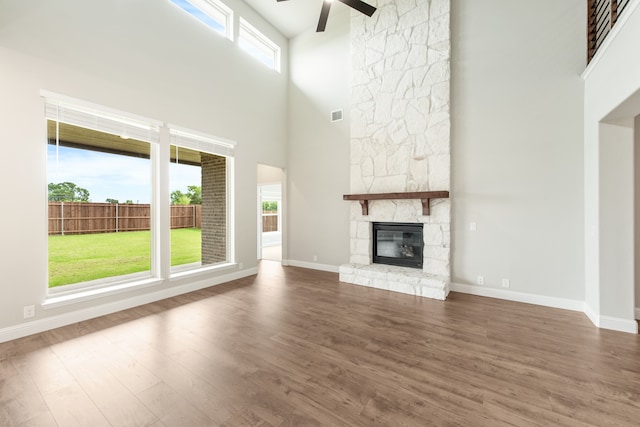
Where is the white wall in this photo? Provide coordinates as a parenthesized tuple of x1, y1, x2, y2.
(287, 10, 351, 270)
(636, 116, 640, 312)
(258, 164, 284, 185)
(0, 0, 288, 335)
(288, 1, 588, 303)
(450, 1, 586, 301)
(583, 1, 640, 331)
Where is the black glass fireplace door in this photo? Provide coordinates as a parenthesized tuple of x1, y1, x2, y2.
(372, 222, 423, 269)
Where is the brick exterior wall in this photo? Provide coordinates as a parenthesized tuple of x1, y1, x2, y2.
(201, 153, 226, 264)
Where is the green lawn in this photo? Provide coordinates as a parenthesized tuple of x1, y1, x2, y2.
(48, 228, 201, 287)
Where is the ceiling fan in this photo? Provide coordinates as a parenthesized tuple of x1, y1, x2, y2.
(277, 0, 377, 32)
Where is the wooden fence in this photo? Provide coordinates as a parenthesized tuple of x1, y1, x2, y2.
(262, 212, 278, 232)
(588, 0, 631, 62)
(48, 202, 201, 235)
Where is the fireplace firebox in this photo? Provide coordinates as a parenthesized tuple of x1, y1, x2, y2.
(372, 222, 423, 269)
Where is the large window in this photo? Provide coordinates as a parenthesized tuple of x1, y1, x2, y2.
(169, 126, 234, 274)
(239, 18, 281, 71)
(45, 97, 160, 290)
(45, 95, 235, 297)
(170, 0, 233, 40)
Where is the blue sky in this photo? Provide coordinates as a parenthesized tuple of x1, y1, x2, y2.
(48, 145, 200, 204)
(170, 0, 225, 34)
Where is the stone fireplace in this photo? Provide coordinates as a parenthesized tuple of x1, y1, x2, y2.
(338, 0, 451, 300)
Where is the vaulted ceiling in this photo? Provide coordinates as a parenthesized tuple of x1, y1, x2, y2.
(243, 0, 350, 38)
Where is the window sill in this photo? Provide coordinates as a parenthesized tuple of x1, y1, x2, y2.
(43, 277, 162, 310)
(42, 263, 238, 310)
(170, 262, 237, 281)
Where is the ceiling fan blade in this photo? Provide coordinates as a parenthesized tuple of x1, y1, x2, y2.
(316, 1, 332, 32)
(338, 0, 376, 16)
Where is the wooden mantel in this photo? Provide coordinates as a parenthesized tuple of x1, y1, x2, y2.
(343, 191, 449, 216)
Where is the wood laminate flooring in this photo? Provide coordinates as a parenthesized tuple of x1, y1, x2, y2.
(1, 261, 639, 426)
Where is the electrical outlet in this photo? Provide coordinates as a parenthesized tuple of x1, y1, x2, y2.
(502, 279, 510, 288)
(313, 255, 318, 262)
(469, 222, 477, 231)
(238, 262, 244, 270)
(23, 305, 35, 319)
(477, 275, 484, 285)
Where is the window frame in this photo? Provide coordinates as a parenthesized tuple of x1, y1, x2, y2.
(168, 125, 236, 275)
(170, 0, 234, 40)
(43, 92, 162, 297)
(238, 18, 281, 72)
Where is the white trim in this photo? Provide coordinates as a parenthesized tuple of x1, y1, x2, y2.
(580, 303, 637, 334)
(453, 286, 638, 334)
(168, 124, 235, 158)
(44, 277, 162, 309)
(0, 268, 257, 344)
(169, 261, 237, 280)
(584, 302, 599, 327)
(599, 315, 638, 334)
(284, 259, 340, 273)
(238, 17, 281, 72)
(170, 0, 234, 41)
(582, 0, 640, 80)
(40, 89, 163, 127)
(449, 282, 584, 312)
(635, 307, 640, 320)
(168, 124, 236, 149)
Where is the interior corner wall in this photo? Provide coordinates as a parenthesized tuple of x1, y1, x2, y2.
(598, 123, 634, 321)
(287, 10, 351, 270)
(0, 0, 288, 335)
(583, 2, 640, 330)
(636, 115, 640, 312)
(450, 0, 585, 301)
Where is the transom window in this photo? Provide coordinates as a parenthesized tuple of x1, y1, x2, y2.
(239, 18, 281, 71)
(170, 0, 233, 40)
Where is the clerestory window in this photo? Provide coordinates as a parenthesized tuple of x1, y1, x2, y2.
(239, 18, 281, 71)
(170, 0, 233, 40)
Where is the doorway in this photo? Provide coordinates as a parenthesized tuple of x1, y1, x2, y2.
(257, 164, 283, 262)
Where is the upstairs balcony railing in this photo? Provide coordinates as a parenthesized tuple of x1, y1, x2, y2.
(588, 0, 631, 62)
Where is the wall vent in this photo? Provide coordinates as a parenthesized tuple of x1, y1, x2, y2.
(331, 109, 343, 122)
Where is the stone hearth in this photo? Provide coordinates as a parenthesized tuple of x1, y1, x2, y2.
(339, 0, 451, 300)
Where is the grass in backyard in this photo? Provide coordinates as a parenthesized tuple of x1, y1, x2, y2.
(48, 228, 201, 287)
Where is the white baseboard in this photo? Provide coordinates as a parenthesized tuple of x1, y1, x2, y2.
(0, 268, 258, 344)
(584, 303, 638, 333)
(584, 303, 599, 327)
(599, 315, 638, 334)
(453, 284, 638, 334)
(284, 259, 339, 273)
(449, 282, 584, 312)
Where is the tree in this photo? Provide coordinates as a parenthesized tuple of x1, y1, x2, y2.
(171, 186, 201, 205)
(48, 182, 90, 202)
(170, 190, 191, 205)
(187, 185, 201, 205)
(262, 201, 278, 212)
(106, 198, 119, 204)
